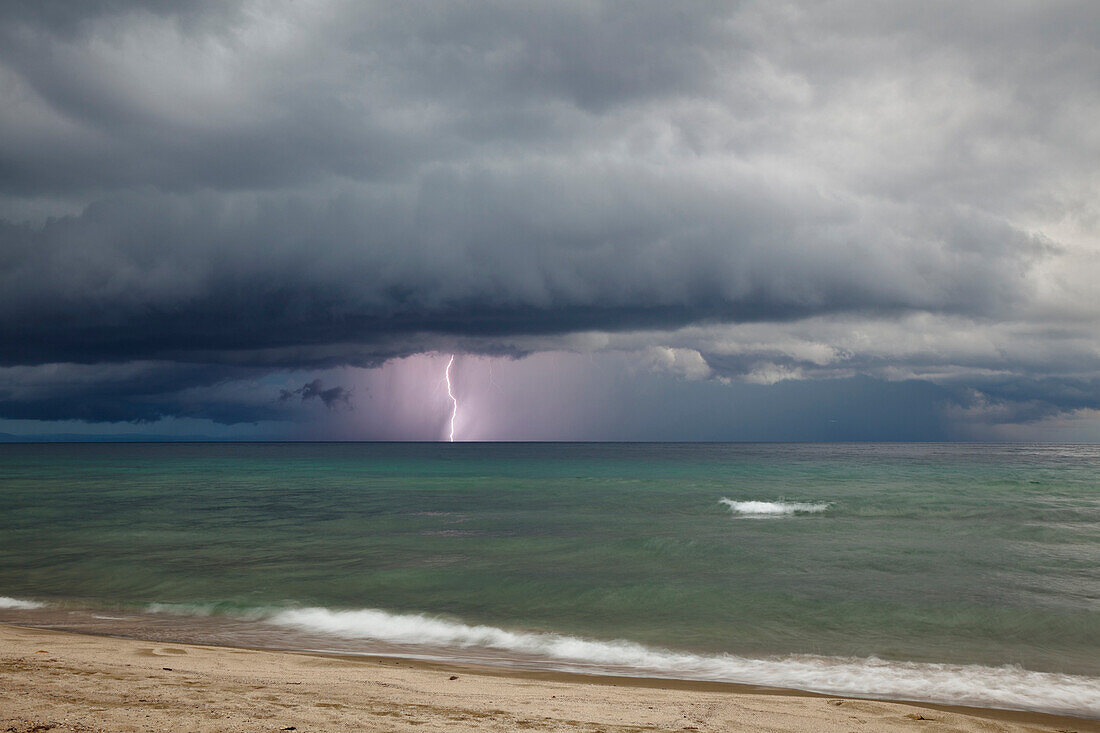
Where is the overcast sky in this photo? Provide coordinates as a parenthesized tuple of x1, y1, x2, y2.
(1, 0, 1098, 441)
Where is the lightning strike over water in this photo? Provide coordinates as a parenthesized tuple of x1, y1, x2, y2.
(444, 354, 458, 442)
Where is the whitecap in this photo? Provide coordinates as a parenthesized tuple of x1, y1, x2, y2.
(720, 499, 829, 516)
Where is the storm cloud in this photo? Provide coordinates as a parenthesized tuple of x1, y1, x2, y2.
(280, 379, 352, 410)
(0, 1, 1097, 436)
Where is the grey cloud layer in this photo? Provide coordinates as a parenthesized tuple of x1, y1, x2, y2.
(0, 1, 1097, 428)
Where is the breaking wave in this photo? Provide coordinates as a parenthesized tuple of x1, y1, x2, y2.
(0, 596, 45, 609)
(720, 499, 830, 516)
(145, 603, 1100, 717)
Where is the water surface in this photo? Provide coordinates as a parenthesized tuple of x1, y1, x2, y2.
(1, 442, 1097, 715)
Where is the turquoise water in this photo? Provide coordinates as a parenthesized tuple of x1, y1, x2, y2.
(1, 443, 1098, 715)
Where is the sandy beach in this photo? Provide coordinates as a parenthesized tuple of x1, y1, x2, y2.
(2, 624, 1095, 733)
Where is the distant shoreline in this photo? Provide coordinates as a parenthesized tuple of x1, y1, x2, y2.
(2, 624, 1096, 732)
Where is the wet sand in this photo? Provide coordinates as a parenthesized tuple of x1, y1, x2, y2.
(2, 624, 1096, 732)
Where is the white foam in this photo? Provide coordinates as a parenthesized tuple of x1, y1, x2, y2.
(0, 596, 45, 610)
(265, 606, 1100, 718)
(720, 499, 829, 516)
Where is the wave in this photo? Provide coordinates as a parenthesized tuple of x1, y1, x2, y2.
(0, 596, 45, 609)
(720, 499, 830, 516)
(144, 603, 1099, 717)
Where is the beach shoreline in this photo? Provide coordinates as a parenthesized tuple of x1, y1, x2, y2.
(3, 623, 1096, 732)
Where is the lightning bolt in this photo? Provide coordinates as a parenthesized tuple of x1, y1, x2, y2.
(444, 353, 458, 442)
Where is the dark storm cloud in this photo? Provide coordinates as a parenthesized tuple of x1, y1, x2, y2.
(700, 348, 1100, 428)
(0, 361, 287, 423)
(0, 0, 1097, 428)
(952, 377, 1100, 424)
(0, 176, 1046, 366)
(279, 379, 352, 409)
(0, 1, 726, 196)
